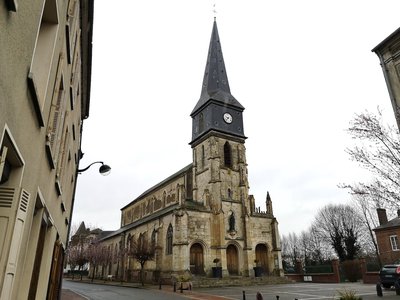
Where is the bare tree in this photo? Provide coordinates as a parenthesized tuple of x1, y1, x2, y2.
(86, 242, 108, 282)
(350, 191, 382, 266)
(282, 228, 335, 272)
(66, 221, 101, 280)
(65, 246, 80, 279)
(312, 204, 364, 261)
(281, 232, 300, 271)
(343, 109, 400, 210)
(128, 233, 155, 286)
(65, 242, 88, 280)
(300, 228, 334, 265)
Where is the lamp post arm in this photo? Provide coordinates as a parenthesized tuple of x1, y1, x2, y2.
(77, 161, 104, 173)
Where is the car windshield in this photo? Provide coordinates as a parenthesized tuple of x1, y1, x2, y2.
(382, 267, 398, 274)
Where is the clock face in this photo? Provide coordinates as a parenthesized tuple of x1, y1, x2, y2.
(223, 112, 233, 124)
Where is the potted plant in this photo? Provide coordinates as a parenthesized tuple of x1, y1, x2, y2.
(253, 259, 263, 277)
(212, 258, 222, 278)
(172, 272, 192, 291)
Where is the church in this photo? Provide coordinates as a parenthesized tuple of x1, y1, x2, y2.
(96, 19, 283, 281)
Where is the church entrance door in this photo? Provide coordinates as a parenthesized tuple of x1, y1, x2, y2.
(190, 243, 204, 275)
(255, 244, 268, 274)
(226, 244, 238, 275)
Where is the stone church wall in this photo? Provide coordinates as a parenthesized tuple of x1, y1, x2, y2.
(121, 173, 186, 226)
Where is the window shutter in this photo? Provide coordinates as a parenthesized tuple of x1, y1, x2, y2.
(0, 188, 30, 299)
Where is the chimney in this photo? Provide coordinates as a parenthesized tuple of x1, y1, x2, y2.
(377, 208, 388, 225)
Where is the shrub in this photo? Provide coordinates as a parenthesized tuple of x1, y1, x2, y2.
(337, 288, 362, 300)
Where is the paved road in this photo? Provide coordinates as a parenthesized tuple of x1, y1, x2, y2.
(62, 280, 188, 300)
(62, 280, 400, 300)
(195, 282, 399, 300)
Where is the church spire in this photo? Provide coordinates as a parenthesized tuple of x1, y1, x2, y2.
(190, 19, 246, 146)
(191, 20, 244, 116)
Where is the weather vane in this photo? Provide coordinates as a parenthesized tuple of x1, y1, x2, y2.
(213, 2, 217, 20)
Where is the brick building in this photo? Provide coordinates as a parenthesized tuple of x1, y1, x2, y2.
(374, 209, 400, 264)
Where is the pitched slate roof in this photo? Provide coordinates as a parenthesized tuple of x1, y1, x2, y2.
(191, 19, 244, 116)
(120, 163, 192, 210)
(374, 216, 400, 231)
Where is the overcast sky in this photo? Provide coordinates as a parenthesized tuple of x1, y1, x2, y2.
(73, 0, 400, 236)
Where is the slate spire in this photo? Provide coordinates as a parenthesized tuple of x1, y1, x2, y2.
(191, 20, 244, 116)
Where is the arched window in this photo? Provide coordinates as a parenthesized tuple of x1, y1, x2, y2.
(151, 229, 156, 248)
(201, 145, 205, 168)
(127, 233, 131, 251)
(114, 243, 118, 260)
(224, 141, 232, 168)
(166, 224, 173, 255)
(229, 212, 235, 231)
(138, 233, 145, 250)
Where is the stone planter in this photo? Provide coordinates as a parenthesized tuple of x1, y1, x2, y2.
(212, 267, 222, 278)
(253, 266, 263, 277)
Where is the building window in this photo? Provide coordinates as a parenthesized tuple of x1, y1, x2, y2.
(201, 145, 205, 168)
(224, 141, 232, 168)
(114, 243, 118, 261)
(28, 0, 59, 126)
(45, 54, 68, 170)
(0, 127, 24, 186)
(5, 0, 18, 12)
(127, 233, 131, 251)
(151, 229, 156, 248)
(229, 212, 235, 231)
(166, 224, 173, 255)
(138, 233, 145, 249)
(390, 235, 399, 251)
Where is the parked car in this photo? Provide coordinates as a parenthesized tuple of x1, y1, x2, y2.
(379, 263, 400, 289)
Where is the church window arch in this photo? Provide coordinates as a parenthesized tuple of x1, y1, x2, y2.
(127, 233, 131, 251)
(228, 211, 235, 231)
(166, 224, 173, 255)
(151, 229, 156, 248)
(224, 141, 232, 168)
(201, 145, 205, 168)
(138, 232, 145, 249)
(227, 188, 232, 199)
(114, 243, 118, 260)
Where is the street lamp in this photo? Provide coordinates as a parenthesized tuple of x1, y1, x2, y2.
(78, 161, 111, 176)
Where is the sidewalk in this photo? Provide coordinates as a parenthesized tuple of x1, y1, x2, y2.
(61, 278, 229, 300)
(61, 289, 87, 300)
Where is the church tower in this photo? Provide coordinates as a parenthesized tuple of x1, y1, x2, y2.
(190, 19, 250, 208)
(190, 20, 246, 145)
(190, 19, 253, 276)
